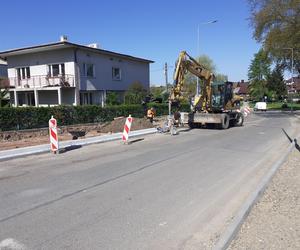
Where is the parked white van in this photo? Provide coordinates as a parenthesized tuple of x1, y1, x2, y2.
(254, 102, 267, 111)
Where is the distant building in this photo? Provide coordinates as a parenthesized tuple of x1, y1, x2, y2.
(0, 36, 153, 107)
(286, 77, 300, 94)
(234, 80, 249, 97)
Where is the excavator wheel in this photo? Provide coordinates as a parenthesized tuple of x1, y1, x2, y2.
(188, 121, 195, 129)
(234, 112, 244, 127)
(221, 114, 230, 129)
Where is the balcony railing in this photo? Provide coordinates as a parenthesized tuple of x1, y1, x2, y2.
(9, 74, 75, 88)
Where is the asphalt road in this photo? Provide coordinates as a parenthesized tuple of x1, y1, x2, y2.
(0, 113, 299, 250)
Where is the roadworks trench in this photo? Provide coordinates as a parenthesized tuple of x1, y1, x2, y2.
(0, 117, 155, 151)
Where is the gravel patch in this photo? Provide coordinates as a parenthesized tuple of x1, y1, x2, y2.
(228, 150, 300, 250)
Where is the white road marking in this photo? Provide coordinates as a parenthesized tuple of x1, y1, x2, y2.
(159, 222, 167, 226)
(0, 238, 26, 250)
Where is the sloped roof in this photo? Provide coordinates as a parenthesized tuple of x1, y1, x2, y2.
(237, 81, 249, 94)
(0, 41, 154, 64)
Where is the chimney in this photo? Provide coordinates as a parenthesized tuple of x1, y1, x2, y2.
(60, 35, 68, 42)
(87, 43, 99, 49)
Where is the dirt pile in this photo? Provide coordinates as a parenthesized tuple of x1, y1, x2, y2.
(0, 117, 154, 151)
(99, 117, 153, 133)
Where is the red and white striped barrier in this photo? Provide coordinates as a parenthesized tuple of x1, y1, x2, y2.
(242, 106, 251, 117)
(122, 115, 133, 143)
(49, 116, 59, 153)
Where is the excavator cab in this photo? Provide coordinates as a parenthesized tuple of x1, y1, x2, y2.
(212, 81, 239, 112)
(211, 82, 225, 110)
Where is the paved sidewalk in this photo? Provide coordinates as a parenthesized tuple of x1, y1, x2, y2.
(228, 150, 300, 250)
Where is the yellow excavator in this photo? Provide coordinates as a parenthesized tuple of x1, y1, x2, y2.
(169, 51, 243, 129)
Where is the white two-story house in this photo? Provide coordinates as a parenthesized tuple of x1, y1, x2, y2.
(0, 37, 153, 107)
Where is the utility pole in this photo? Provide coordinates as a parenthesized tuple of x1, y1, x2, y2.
(164, 62, 168, 92)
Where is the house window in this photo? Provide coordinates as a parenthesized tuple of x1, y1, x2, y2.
(52, 64, 59, 76)
(48, 63, 65, 77)
(80, 92, 93, 105)
(83, 63, 95, 78)
(112, 67, 121, 81)
(17, 67, 30, 79)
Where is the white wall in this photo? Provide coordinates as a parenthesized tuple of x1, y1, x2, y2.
(77, 50, 150, 91)
(7, 48, 75, 77)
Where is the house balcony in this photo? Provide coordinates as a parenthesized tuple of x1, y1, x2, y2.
(9, 74, 75, 89)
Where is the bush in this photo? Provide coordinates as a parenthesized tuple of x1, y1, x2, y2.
(106, 92, 121, 105)
(0, 103, 192, 131)
(124, 82, 148, 104)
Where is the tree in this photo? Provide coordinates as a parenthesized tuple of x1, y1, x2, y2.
(215, 74, 228, 82)
(196, 55, 217, 73)
(150, 85, 164, 98)
(124, 82, 148, 104)
(150, 85, 169, 102)
(266, 64, 287, 100)
(248, 0, 300, 74)
(183, 54, 225, 98)
(248, 48, 271, 100)
(0, 78, 9, 107)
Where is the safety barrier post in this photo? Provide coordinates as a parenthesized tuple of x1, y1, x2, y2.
(122, 115, 133, 144)
(49, 116, 59, 153)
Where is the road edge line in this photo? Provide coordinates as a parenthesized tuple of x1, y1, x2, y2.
(213, 141, 295, 250)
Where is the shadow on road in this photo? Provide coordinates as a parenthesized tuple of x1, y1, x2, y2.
(128, 138, 144, 145)
(60, 145, 82, 154)
(177, 128, 192, 133)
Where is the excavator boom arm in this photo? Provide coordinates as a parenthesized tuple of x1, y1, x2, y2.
(170, 51, 214, 111)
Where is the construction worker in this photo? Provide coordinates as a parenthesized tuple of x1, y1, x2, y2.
(147, 107, 155, 123)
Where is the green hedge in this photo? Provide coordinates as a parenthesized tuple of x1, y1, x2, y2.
(0, 103, 191, 131)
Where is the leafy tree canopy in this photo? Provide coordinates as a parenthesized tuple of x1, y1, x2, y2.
(248, 48, 272, 100)
(248, 0, 300, 74)
(248, 48, 271, 81)
(266, 63, 287, 99)
(0, 78, 9, 107)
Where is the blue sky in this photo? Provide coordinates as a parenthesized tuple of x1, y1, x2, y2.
(0, 0, 261, 85)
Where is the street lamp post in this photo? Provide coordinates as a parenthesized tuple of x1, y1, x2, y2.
(196, 20, 218, 96)
(284, 48, 294, 112)
(284, 48, 294, 83)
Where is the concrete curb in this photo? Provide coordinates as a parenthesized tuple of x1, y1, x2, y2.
(0, 128, 157, 162)
(213, 141, 295, 250)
